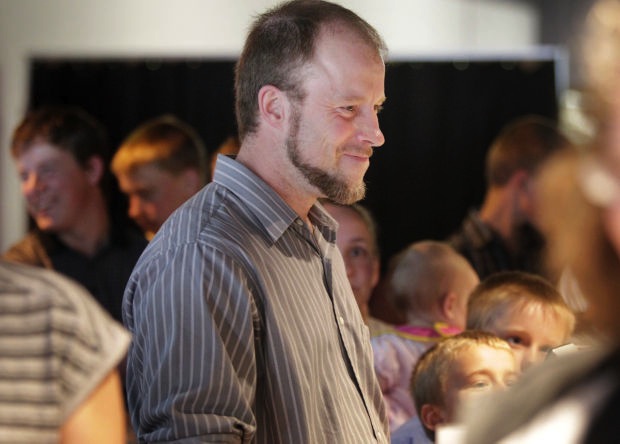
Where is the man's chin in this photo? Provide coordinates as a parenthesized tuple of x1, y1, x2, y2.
(326, 183, 365, 205)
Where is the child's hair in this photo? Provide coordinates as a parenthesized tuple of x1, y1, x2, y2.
(386, 240, 473, 314)
(411, 330, 513, 439)
(467, 271, 576, 339)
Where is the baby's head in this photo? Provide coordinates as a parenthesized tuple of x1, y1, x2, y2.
(386, 240, 479, 330)
(467, 271, 576, 371)
(412, 331, 518, 441)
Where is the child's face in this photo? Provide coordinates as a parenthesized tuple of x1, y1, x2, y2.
(491, 303, 569, 371)
(442, 345, 518, 421)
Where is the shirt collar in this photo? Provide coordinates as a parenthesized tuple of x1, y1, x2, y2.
(213, 154, 336, 244)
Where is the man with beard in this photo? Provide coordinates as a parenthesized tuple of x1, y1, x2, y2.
(448, 115, 569, 280)
(122, 1, 389, 443)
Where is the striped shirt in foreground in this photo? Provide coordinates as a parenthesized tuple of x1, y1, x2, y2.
(0, 260, 131, 443)
(123, 154, 389, 443)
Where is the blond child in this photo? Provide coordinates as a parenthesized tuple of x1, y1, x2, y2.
(371, 240, 479, 432)
(391, 331, 519, 443)
(467, 270, 576, 371)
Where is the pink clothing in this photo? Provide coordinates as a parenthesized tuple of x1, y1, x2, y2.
(371, 323, 461, 432)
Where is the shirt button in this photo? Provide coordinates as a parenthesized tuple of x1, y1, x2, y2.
(338, 316, 345, 325)
(295, 219, 304, 226)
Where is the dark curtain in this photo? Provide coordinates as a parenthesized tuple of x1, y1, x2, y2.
(30, 59, 237, 153)
(28, 57, 558, 267)
(366, 60, 558, 269)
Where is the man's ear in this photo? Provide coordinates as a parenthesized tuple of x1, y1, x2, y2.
(257, 84, 288, 129)
(84, 156, 105, 186)
(420, 403, 446, 432)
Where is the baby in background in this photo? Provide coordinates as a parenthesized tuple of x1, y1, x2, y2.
(391, 330, 519, 444)
(372, 240, 479, 432)
(467, 270, 576, 371)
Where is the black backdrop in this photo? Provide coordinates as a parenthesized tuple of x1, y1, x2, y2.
(30, 57, 559, 269)
(30, 59, 238, 154)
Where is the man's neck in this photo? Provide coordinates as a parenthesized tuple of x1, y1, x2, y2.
(235, 138, 317, 224)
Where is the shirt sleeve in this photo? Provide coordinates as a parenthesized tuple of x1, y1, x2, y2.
(124, 242, 259, 443)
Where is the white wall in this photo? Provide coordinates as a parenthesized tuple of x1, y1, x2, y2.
(0, 0, 537, 251)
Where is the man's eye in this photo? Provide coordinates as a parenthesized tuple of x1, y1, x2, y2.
(38, 166, 58, 179)
(138, 191, 156, 201)
(374, 104, 384, 114)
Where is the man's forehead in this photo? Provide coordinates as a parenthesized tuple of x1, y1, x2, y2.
(16, 141, 69, 162)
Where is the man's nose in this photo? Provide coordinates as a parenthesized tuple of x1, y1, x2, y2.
(358, 112, 385, 148)
(22, 172, 44, 196)
(128, 197, 145, 220)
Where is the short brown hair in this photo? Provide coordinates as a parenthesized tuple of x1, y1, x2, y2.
(11, 105, 109, 167)
(234, 0, 387, 140)
(485, 115, 569, 187)
(112, 114, 209, 184)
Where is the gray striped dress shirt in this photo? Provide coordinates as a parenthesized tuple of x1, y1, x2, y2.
(123, 155, 389, 443)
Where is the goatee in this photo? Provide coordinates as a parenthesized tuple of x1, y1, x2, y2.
(285, 108, 366, 204)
